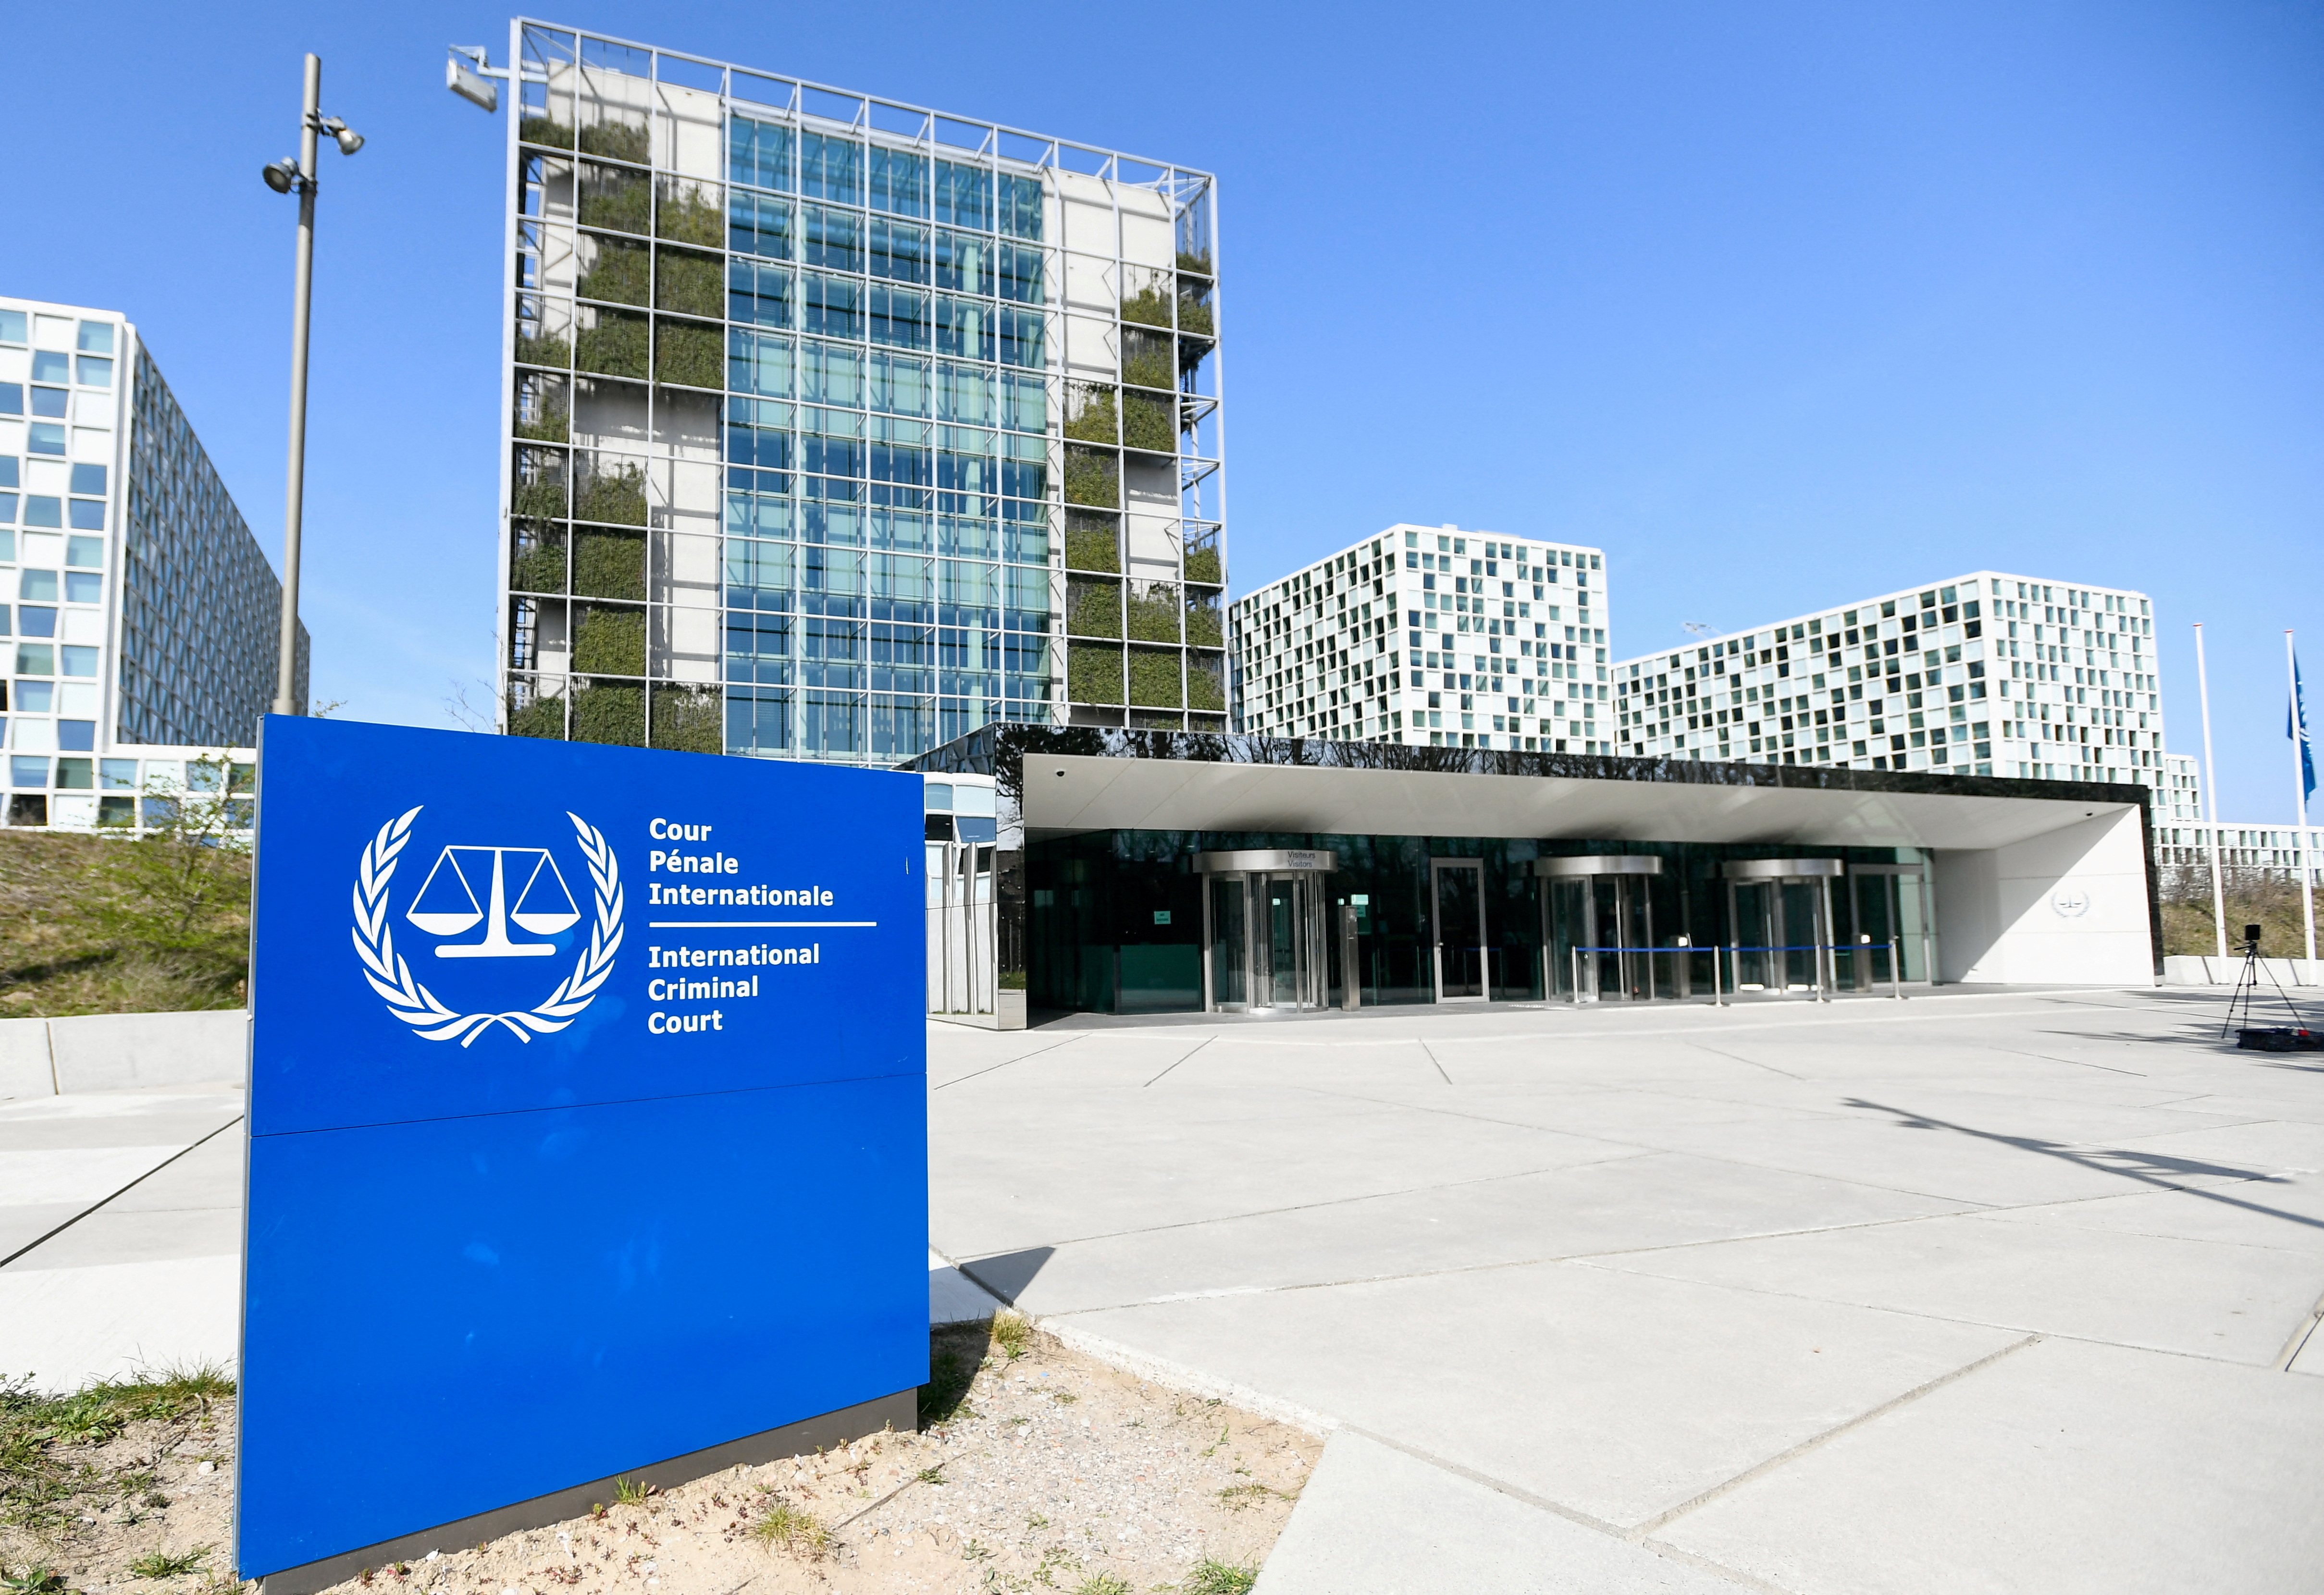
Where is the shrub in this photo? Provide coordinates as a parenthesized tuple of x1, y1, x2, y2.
(1185, 597, 1222, 648)
(1121, 330, 1172, 391)
(516, 332, 570, 369)
(657, 186, 724, 248)
(655, 319, 723, 389)
(509, 534, 566, 595)
(1122, 393, 1174, 453)
(1069, 645, 1122, 704)
(1183, 545, 1223, 586)
(1176, 249, 1213, 276)
(1063, 384, 1117, 444)
(655, 249, 722, 318)
(514, 403, 569, 442)
(1125, 583, 1179, 643)
(519, 117, 575, 150)
(576, 462, 648, 527)
(572, 607, 646, 676)
(1120, 285, 1172, 328)
(578, 121, 649, 163)
(579, 166, 650, 233)
(1063, 448, 1118, 509)
(576, 310, 648, 379)
(1067, 579, 1120, 638)
(569, 682, 646, 745)
(578, 238, 649, 306)
(507, 692, 565, 738)
(1127, 650, 1183, 707)
(650, 687, 724, 753)
(1064, 515, 1118, 572)
(511, 478, 567, 520)
(573, 531, 645, 600)
(1177, 294, 1216, 336)
(1188, 657, 1225, 711)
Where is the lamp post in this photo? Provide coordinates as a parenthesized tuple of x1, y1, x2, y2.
(260, 54, 364, 717)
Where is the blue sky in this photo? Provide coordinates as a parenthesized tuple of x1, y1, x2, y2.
(8, 1, 2319, 816)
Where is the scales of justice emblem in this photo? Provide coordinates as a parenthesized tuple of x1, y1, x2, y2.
(350, 808, 625, 1043)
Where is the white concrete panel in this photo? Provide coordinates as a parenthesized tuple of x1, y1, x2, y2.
(0, 1256, 239, 1393)
(0, 1020, 60, 1099)
(1063, 252, 1117, 313)
(1119, 190, 1175, 270)
(658, 85, 723, 178)
(1255, 1431, 1757, 1595)
(1064, 313, 1118, 378)
(47, 1009, 247, 1092)
(0, 1145, 184, 1207)
(1942, 807, 2151, 985)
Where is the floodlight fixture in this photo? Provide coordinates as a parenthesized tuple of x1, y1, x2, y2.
(261, 158, 301, 194)
(322, 117, 365, 156)
(447, 45, 505, 113)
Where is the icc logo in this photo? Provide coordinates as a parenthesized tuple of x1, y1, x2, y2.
(350, 809, 625, 1044)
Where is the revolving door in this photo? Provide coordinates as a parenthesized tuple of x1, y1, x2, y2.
(1197, 849, 1336, 1013)
(1721, 858, 1843, 996)
(1537, 855, 1670, 1001)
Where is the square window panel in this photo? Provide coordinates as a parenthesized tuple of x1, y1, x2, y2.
(67, 500, 102, 531)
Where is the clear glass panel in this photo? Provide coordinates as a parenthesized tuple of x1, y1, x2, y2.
(1434, 864, 1483, 999)
(1897, 873, 1930, 981)
(1210, 876, 1246, 1007)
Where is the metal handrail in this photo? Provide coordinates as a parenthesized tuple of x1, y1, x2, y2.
(1566, 943, 1904, 1006)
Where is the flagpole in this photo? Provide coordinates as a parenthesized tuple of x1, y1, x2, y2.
(2195, 624, 2228, 962)
(2291, 630, 2317, 968)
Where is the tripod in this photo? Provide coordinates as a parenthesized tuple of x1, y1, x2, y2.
(2221, 925, 2317, 1048)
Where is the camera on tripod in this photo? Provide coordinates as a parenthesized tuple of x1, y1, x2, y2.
(2226, 921, 2319, 1051)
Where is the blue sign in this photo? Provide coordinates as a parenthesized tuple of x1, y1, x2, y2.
(237, 717, 927, 1579)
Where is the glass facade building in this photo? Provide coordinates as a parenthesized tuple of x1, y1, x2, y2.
(496, 22, 1225, 762)
(0, 294, 300, 831)
(1230, 524, 1612, 752)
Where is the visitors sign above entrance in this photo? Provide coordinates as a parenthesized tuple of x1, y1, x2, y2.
(238, 717, 925, 1585)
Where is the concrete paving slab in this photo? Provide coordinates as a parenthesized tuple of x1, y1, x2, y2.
(1059, 1260, 2020, 1527)
(1657, 1336, 2324, 1595)
(1252, 1430, 1757, 1595)
(929, 1249, 1006, 1325)
(981, 1150, 1973, 1316)
(1593, 1207, 2324, 1364)
(0, 1255, 239, 1391)
(0, 1144, 188, 1208)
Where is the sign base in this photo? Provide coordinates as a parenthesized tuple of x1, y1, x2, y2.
(250, 1388, 916, 1593)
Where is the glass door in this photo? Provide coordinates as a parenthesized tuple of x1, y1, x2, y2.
(1545, 877, 1589, 999)
(1847, 867, 1933, 985)
(1208, 873, 1248, 1009)
(1731, 881, 1779, 991)
(1778, 881, 1825, 991)
(1433, 860, 1486, 1001)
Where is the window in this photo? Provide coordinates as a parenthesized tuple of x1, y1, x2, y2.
(998, 173, 1043, 240)
(0, 384, 19, 416)
(935, 297, 994, 362)
(75, 321, 113, 355)
(10, 756, 47, 788)
(727, 329, 793, 396)
(868, 285, 930, 349)
(28, 425, 64, 456)
(933, 160, 992, 231)
(869, 218, 930, 283)
(31, 352, 67, 384)
(15, 644, 52, 675)
(68, 501, 103, 531)
(801, 133, 864, 204)
(57, 722, 94, 753)
(802, 274, 864, 339)
(100, 758, 137, 790)
(803, 205, 864, 271)
(68, 464, 104, 495)
(997, 242, 1044, 305)
(65, 535, 103, 568)
(729, 117, 795, 192)
(728, 192, 793, 258)
(76, 356, 112, 389)
(64, 573, 100, 604)
(727, 260, 795, 328)
(0, 310, 24, 344)
(868, 146, 929, 218)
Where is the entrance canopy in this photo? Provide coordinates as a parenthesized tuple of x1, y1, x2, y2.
(1018, 749, 2136, 852)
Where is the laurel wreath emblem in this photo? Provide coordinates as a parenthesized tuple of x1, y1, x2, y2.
(351, 807, 624, 1046)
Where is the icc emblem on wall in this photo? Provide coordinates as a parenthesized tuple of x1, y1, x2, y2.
(350, 807, 626, 1045)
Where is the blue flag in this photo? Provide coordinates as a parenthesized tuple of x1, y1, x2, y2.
(2296, 654, 2317, 805)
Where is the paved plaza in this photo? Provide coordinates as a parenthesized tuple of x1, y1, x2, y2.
(931, 989, 2324, 1594)
(8, 985, 2324, 1591)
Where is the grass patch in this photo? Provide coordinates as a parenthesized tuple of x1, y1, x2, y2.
(1, 1565, 68, 1593)
(1216, 1482, 1284, 1511)
(1072, 1576, 1131, 1595)
(612, 1475, 652, 1504)
(749, 1501, 828, 1558)
(126, 1546, 209, 1579)
(991, 1309, 1033, 1360)
(0, 828, 251, 1018)
(0, 1365, 235, 1533)
(1184, 1561, 1259, 1595)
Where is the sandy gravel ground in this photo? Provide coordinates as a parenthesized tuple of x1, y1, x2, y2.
(3, 1322, 1318, 1595)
